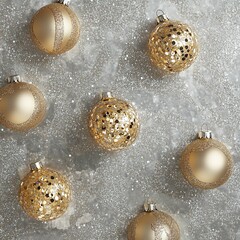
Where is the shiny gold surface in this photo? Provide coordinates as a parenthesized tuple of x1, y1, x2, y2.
(128, 211, 180, 240)
(148, 20, 198, 73)
(4, 90, 35, 124)
(0, 82, 46, 131)
(89, 96, 139, 151)
(180, 139, 233, 189)
(19, 166, 71, 221)
(30, 3, 80, 55)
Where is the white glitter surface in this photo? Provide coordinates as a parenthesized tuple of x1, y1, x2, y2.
(0, 0, 240, 239)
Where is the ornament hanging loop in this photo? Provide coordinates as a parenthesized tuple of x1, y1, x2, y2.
(156, 9, 169, 23)
(58, 0, 70, 6)
(201, 123, 210, 132)
(7, 75, 22, 83)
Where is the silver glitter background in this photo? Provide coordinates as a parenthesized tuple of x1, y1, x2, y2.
(0, 0, 240, 239)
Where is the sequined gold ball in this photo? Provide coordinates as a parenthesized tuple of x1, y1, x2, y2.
(128, 203, 180, 240)
(89, 93, 139, 151)
(19, 162, 71, 221)
(0, 79, 46, 131)
(148, 14, 198, 73)
(30, 2, 80, 55)
(180, 132, 233, 189)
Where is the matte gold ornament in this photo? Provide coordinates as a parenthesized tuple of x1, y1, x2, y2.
(0, 75, 46, 131)
(30, 0, 80, 55)
(180, 129, 233, 189)
(19, 162, 71, 221)
(128, 202, 180, 240)
(148, 10, 198, 73)
(89, 92, 139, 151)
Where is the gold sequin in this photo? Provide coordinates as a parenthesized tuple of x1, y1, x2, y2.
(89, 94, 139, 151)
(148, 20, 198, 73)
(19, 166, 71, 221)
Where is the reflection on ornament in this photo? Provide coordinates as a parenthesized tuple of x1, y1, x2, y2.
(30, 0, 80, 55)
(89, 92, 139, 151)
(0, 75, 46, 131)
(19, 161, 71, 221)
(180, 128, 233, 189)
(148, 10, 198, 73)
(128, 201, 180, 240)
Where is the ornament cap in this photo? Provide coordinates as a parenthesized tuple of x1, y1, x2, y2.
(156, 9, 169, 24)
(7, 75, 22, 83)
(198, 130, 212, 139)
(144, 201, 157, 212)
(30, 161, 43, 171)
(58, 0, 70, 5)
(101, 92, 113, 100)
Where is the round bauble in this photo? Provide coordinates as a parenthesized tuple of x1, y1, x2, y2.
(89, 92, 139, 151)
(30, 1, 80, 55)
(148, 11, 198, 73)
(19, 162, 71, 221)
(0, 75, 46, 131)
(128, 202, 180, 240)
(180, 130, 233, 189)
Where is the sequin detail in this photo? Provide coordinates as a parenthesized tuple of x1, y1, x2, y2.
(148, 20, 198, 72)
(19, 168, 71, 221)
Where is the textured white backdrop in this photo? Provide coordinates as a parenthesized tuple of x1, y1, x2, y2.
(0, 0, 240, 239)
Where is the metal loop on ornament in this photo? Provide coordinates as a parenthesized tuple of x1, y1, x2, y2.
(58, 0, 70, 6)
(156, 9, 165, 17)
(156, 9, 169, 23)
(201, 123, 209, 132)
(7, 75, 22, 83)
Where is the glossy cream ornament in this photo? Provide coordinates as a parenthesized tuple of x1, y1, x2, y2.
(128, 202, 180, 240)
(0, 75, 46, 131)
(19, 162, 71, 221)
(89, 92, 139, 151)
(148, 10, 198, 73)
(180, 128, 233, 189)
(30, 0, 80, 55)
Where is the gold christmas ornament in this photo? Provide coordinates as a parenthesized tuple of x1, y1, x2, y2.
(128, 202, 180, 240)
(0, 75, 46, 131)
(19, 161, 71, 221)
(89, 92, 140, 151)
(180, 128, 233, 189)
(30, 0, 80, 55)
(148, 10, 199, 73)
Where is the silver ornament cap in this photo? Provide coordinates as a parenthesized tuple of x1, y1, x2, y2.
(144, 201, 157, 212)
(101, 92, 113, 99)
(198, 130, 212, 139)
(58, 0, 70, 5)
(30, 161, 43, 171)
(7, 75, 22, 83)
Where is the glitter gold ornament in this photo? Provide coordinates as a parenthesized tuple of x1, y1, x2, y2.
(19, 162, 71, 221)
(0, 75, 46, 131)
(180, 128, 233, 189)
(30, 0, 80, 55)
(128, 202, 180, 240)
(148, 10, 198, 73)
(89, 92, 139, 151)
